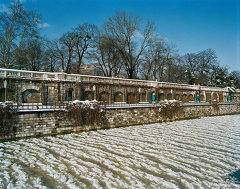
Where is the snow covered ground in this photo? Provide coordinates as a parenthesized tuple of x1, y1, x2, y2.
(0, 114, 240, 188)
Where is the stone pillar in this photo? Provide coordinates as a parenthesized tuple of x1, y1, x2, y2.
(124, 88, 127, 103)
(138, 88, 141, 103)
(110, 86, 113, 104)
(155, 87, 159, 103)
(57, 82, 61, 104)
(93, 85, 96, 100)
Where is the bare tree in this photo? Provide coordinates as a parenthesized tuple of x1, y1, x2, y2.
(43, 48, 58, 72)
(183, 48, 218, 85)
(141, 40, 166, 80)
(23, 38, 44, 71)
(230, 71, 240, 88)
(50, 39, 66, 71)
(59, 32, 76, 73)
(72, 23, 99, 73)
(90, 34, 123, 77)
(183, 53, 198, 72)
(140, 40, 182, 82)
(41, 39, 59, 72)
(165, 59, 186, 83)
(103, 11, 156, 79)
(183, 53, 199, 84)
(162, 44, 180, 82)
(0, 1, 40, 68)
(44, 24, 98, 74)
(197, 48, 218, 85)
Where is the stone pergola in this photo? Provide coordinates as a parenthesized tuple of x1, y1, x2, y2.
(0, 68, 239, 105)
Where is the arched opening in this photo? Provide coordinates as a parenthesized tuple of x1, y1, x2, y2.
(114, 92, 123, 102)
(175, 94, 180, 100)
(159, 93, 164, 101)
(206, 93, 211, 101)
(66, 88, 74, 101)
(188, 94, 194, 101)
(22, 89, 40, 103)
(99, 92, 109, 104)
(228, 94, 233, 102)
(167, 93, 173, 100)
(150, 92, 156, 103)
(195, 93, 200, 102)
(127, 92, 136, 104)
(213, 93, 218, 101)
(141, 93, 147, 102)
(182, 94, 188, 102)
(85, 91, 94, 101)
(200, 95, 205, 102)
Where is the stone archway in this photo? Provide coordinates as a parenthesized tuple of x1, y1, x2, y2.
(150, 92, 156, 103)
(99, 92, 109, 104)
(159, 93, 164, 101)
(127, 92, 136, 104)
(188, 94, 194, 101)
(66, 88, 74, 101)
(175, 94, 180, 100)
(22, 89, 40, 103)
(85, 91, 94, 101)
(206, 93, 211, 101)
(182, 94, 188, 102)
(167, 93, 173, 100)
(213, 93, 218, 101)
(141, 92, 147, 102)
(114, 92, 124, 102)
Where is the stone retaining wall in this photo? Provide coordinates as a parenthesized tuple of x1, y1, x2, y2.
(1, 103, 240, 140)
(106, 103, 240, 127)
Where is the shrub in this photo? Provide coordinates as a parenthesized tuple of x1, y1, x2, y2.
(65, 100, 106, 126)
(158, 100, 183, 120)
(0, 102, 18, 138)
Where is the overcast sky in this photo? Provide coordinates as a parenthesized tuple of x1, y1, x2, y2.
(1, 0, 240, 71)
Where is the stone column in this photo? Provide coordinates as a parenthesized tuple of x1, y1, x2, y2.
(138, 88, 141, 103)
(110, 86, 113, 104)
(124, 88, 127, 103)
